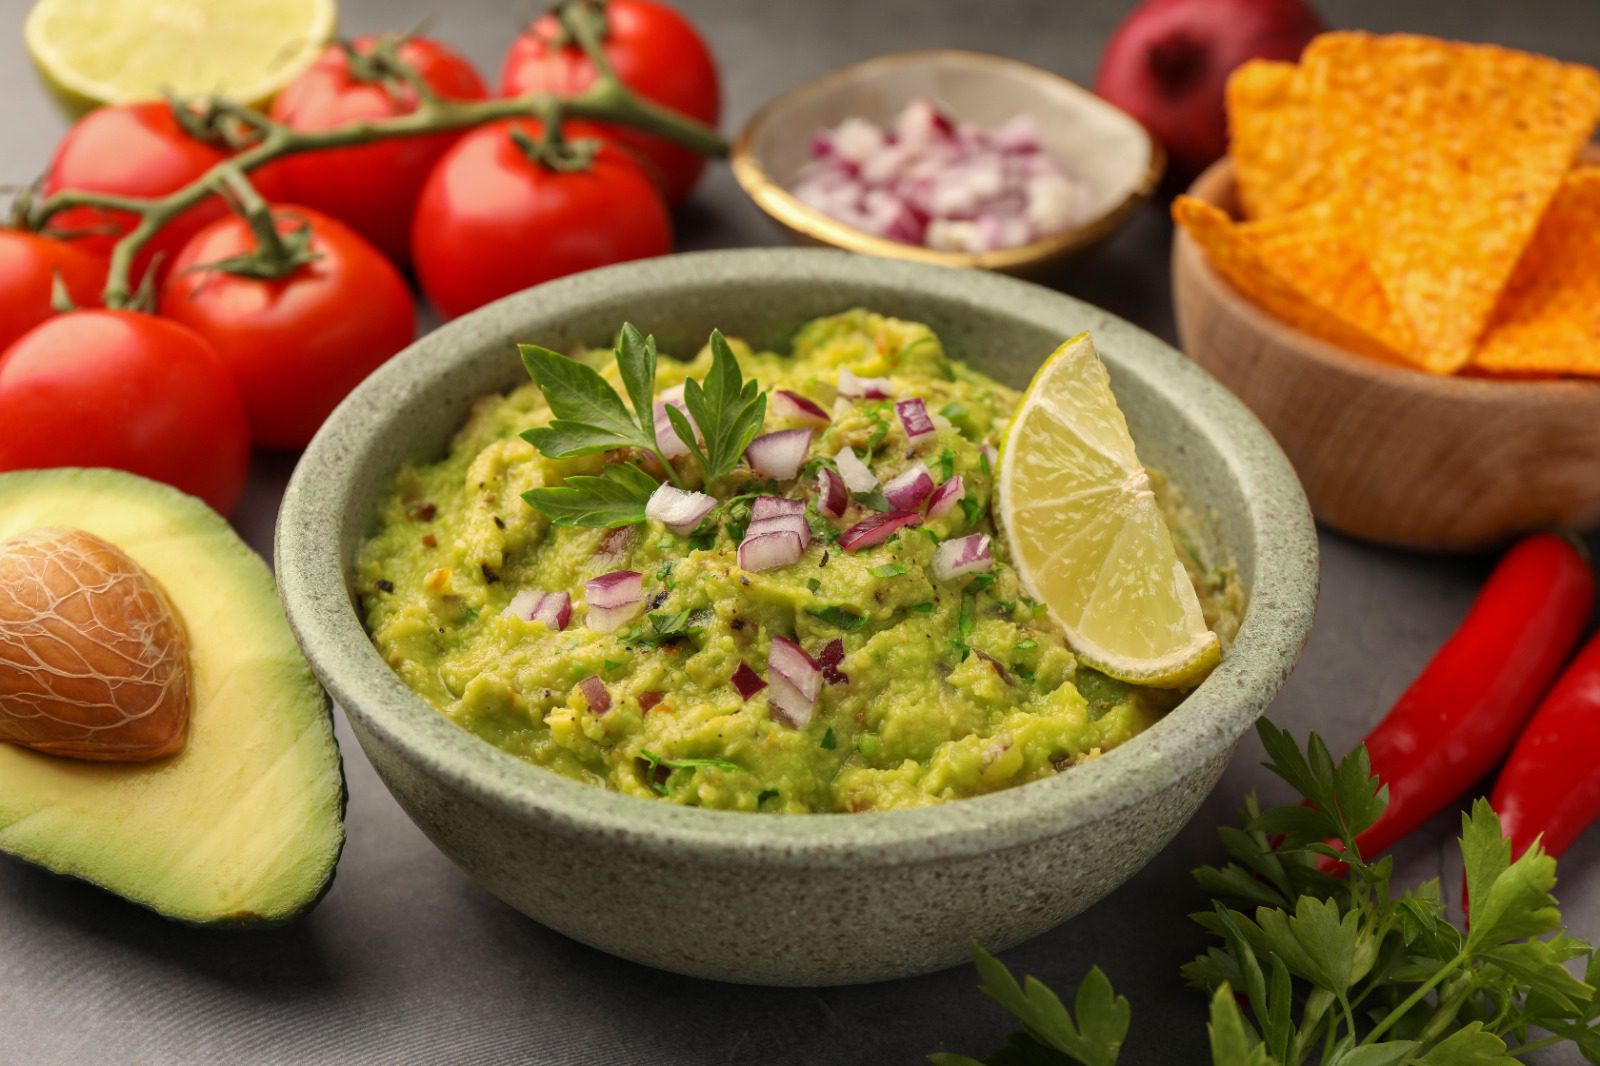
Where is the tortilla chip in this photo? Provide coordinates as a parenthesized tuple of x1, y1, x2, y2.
(1295, 33, 1600, 372)
(1473, 167, 1600, 377)
(1226, 60, 1336, 220)
(1173, 195, 1411, 363)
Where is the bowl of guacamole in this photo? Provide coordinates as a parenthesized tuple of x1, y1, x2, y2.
(278, 248, 1316, 985)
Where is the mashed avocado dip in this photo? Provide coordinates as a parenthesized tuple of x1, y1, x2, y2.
(358, 311, 1242, 813)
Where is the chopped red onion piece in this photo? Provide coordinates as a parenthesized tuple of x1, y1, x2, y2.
(883, 462, 935, 511)
(816, 467, 848, 520)
(731, 661, 767, 700)
(767, 636, 822, 729)
(645, 483, 717, 535)
(835, 446, 877, 493)
(839, 511, 921, 552)
(737, 530, 805, 572)
(895, 398, 936, 443)
(501, 589, 545, 621)
(926, 475, 964, 519)
(770, 390, 831, 427)
(597, 525, 634, 560)
(752, 496, 806, 520)
(933, 534, 994, 581)
(817, 638, 848, 686)
(745, 514, 810, 543)
(577, 675, 611, 714)
(746, 428, 812, 481)
(837, 368, 894, 399)
(585, 570, 643, 633)
(532, 591, 571, 631)
(981, 443, 998, 471)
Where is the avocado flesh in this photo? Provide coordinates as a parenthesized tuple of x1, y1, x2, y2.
(0, 468, 344, 925)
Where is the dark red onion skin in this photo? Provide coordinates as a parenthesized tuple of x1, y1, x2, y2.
(731, 661, 767, 699)
(1093, 0, 1324, 178)
(818, 639, 849, 685)
(839, 510, 922, 551)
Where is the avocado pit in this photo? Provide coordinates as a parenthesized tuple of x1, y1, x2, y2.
(0, 526, 191, 762)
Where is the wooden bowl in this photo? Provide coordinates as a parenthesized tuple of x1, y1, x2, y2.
(731, 49, 1163, 278)
(1172, 157, 1600, 551)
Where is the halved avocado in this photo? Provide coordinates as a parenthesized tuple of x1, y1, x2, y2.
(0, 468, 345, 925)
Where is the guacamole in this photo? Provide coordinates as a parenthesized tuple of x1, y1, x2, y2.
(357, 311, 1242, 813)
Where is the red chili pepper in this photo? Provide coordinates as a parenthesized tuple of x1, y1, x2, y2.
(1344, 534, 1593, 863)
(1489, 629, 1600, 861)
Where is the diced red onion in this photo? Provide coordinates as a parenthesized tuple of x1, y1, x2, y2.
(816, 467, 848, 519)
(883, 462, 935, 511)
(835, 446, 878, 492)
(752, 496, 806, 520)
(501, 589, 545, 621)
(792, 100, 1085, 253)
(981, 443, 998, 471)
(745, 513, 810, 542)
(895, 398, 937, 443)
(500, 589, 571, 631)
(839, 511, 921, 552)
(585, 570, 643, 633)
(837, 368, 894, 399)
(817, 638, 848, 686)
(731, 661, 767, 700)
(746, 428, 812, 481)
(577, 675, 610, 714)
(737, 530, 805, 572)
(767, 635, 822, 729)
(646, 484, 717, 535)
(597, 525, 634, 560)
(933, 534, 994, 581)
(771, 390, 831, 427)
(926, 475, 964, 519)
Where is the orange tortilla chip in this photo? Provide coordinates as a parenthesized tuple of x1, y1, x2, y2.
(1295, 33, 1600, 372)
(1473, 167, 1600, 377)
(1173, 195, 1412, 363)
(1226, 60, 1337, 220)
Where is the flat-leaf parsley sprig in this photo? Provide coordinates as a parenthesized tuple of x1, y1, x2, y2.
(518, 324, 767, 527)
(933, 719, 1600, 1065)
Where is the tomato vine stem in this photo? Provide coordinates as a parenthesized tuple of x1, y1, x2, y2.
(26, 32, 727, 309)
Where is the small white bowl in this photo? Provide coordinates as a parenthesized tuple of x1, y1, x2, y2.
(731, 49, 1164, 277)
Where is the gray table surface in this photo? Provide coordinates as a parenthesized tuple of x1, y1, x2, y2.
(3, 0, 1599, 1062)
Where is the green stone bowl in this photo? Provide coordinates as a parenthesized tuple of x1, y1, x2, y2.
(276, 248, 1317, 987)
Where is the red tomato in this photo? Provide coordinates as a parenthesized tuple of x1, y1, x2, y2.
(411, 119, 672, 319)
(0, 231, 105, 352)
(270, 36, 488, 265)
(499, 0, 721, 204)
(159, 206, 416, 449)
(0, 311, 250, 514)
(41, 102, 285, 287)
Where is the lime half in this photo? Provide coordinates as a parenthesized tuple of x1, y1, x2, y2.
(26, 0, 336, 111)
(998, 334, 1220, 688)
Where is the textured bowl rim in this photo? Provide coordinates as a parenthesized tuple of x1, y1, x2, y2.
(276, 248, 1317, 870)
(730, 49, 1166, 271)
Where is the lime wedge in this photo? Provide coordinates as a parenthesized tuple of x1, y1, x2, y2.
(26, 0, 336, 111)
(998, 334, 1220, 688)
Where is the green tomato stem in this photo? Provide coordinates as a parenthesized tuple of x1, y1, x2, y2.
(30, 57, 727, 308)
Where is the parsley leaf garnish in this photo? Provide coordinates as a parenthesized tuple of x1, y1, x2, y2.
(821, 727, 837, 750)
(519, 325, 661, 463)
(808, 606, 866, 630)
(638, 748, 743, 794)
(521, 463, 657, 528)
(670, 330, 767, 483)
(870, 562, 908, 578)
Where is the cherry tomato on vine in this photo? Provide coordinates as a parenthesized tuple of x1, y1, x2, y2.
(41, 101, 285, 286)
(411, 119, 672, 319)
(0, 311, 250, 514)
(159, 206, 416, 450)
(0, 231, 105, 352)
(499, 0, 721, 204)
(270, 36, 488, 265)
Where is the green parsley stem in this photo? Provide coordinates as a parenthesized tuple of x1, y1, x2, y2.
(1360, 949, 1470, 1046)
(1505, 1034, 1565, 1056)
